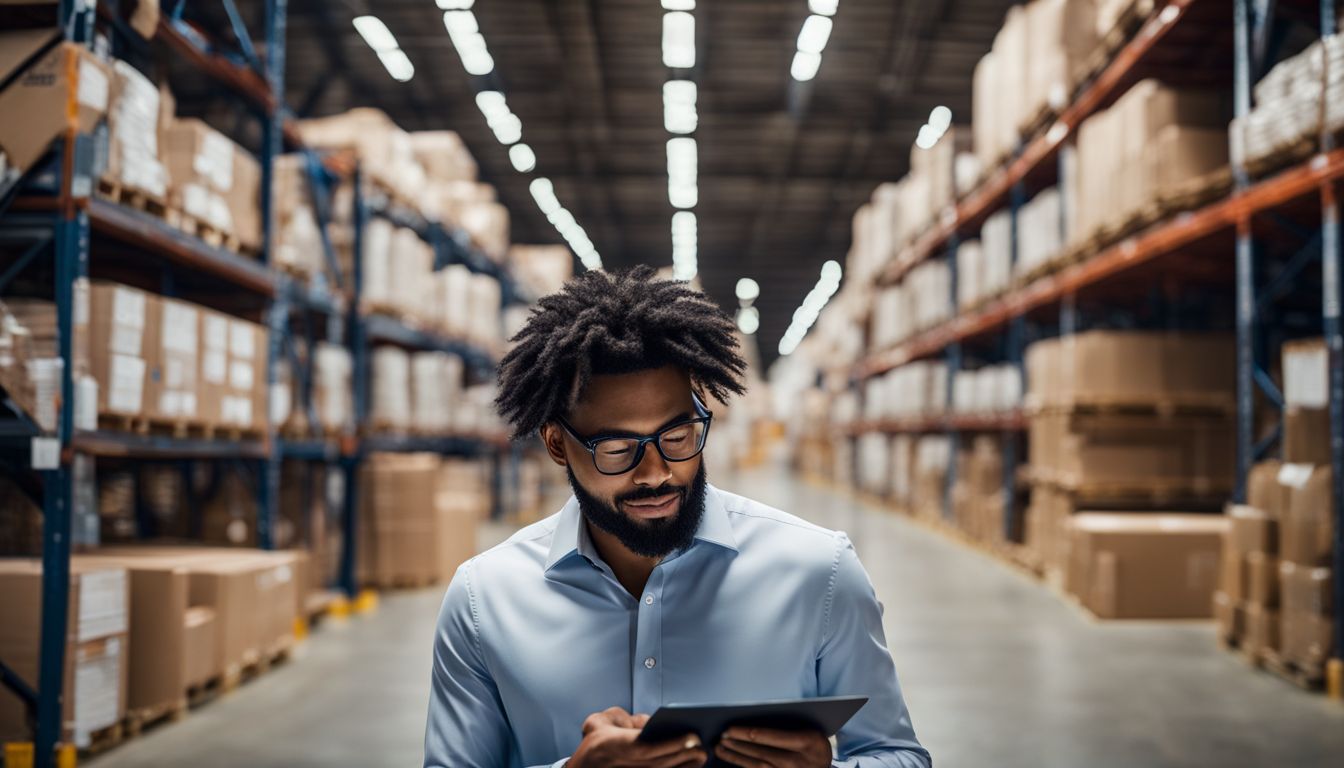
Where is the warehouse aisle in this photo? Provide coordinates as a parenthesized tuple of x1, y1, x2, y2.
(90, 466, 1344, 768)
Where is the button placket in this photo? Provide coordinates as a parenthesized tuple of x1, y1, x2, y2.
(631, 568, 665, 713)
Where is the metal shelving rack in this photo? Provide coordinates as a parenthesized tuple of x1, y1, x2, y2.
(849, 0, 1343, 681)
(0, 2, 526, 764)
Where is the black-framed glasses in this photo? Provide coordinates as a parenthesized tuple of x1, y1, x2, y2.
(555, 393, 714, 475)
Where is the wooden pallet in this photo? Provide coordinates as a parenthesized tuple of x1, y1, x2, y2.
(1158, 166, 1236, 214)
(98, 412, 150, 435)
(80, 722, 125, 757)
(1261, 649, 1326, 691)
(1244, 135, 1318, 180)
(1027, 394, 1236, 417)
(123, 698, 188, 739)
(97, 178, 169, 218)
(165, 208, 245, 254)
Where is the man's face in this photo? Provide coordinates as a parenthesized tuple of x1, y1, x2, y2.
(544, 365, 708, 558)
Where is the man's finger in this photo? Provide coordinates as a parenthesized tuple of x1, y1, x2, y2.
(631, 713, 653, 728)
(647, 747, 708, 768)
(604, 706, 636, 729)
(723, 726, 817, 751)
(719, 736, 793, 763)
(633, 733, 705, 760)
(714, 741, 772, 768)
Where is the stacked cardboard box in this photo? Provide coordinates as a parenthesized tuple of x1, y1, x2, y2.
(951, 365, 1023, 416)
(862, 361, 947, 422)
(296, 108, 428, 212)
(0, 36, 111, 176)
(271, 153, 326, 280)
(411, 352, 465, 434)
(912, 436, 952, 522)
(162, 117, 262, 251)
(951, 436, 1008, 544)
(314, 342, 353, 434)
(87, 281, 156, 424)
(1015, 186, 1069, 278)
(371, 346, 412, 432)
(868, 261, 951, 349)
(1024, 331, 1236, 576)
(1230, 36, 1344, 172)
(0, 295, 97, 432)
(103, 60, 169, 202)
(358, 454, 485, 588)
(508, 245, 574, 297)
(0, 560, 129, 748)
(1074, 80, 1229, 247)
(1066, 513, 1227, 619)
(1216, 504, 1280, 654)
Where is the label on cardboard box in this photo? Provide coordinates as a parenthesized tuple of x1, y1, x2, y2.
(31, 436, 59, 469)
(162, 303, 199, 355)
(74, 277, 89, 326)
(78, 570, 127, 641)
(198, 130, 235, 191)
(1278, 463, 1314, 489)
(77, 58, 109, 112)
(107, 354, 145, 413)
(204, 314, 228, 350)
(110, 288, 145, 355)
(72, 637, 121, 747)
(203, 349, 227, 384)
(229, 321, 255, 358)
(230, 360, 254, 391)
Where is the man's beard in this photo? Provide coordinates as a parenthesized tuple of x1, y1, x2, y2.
(566, 462, 708, 559)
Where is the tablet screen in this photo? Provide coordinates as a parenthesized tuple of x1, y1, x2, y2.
(638, 695, 868, 752)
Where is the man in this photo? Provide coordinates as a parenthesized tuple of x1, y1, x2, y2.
(424, 267, 929, 768)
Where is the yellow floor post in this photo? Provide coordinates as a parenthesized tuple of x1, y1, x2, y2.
(4, 742, 34, 768)
(327, 595, 352, 619)
(1327, 658, 1343, 701)
(293, 616, 310, 642)
(54, 744, 76, 768)
(353, 589, 379, 615)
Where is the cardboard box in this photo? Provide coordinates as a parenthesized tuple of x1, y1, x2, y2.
(103, 59, 168, 201)
(1283, 406, 1332, 466)
(1219, 548, 1246, 603)
(0, 560, 129, 747)
(1281, 610, 1333, 669)
(1247, 551, 1280, 608)
(1283, 338, 1327, 408)
(508, 245, 573, 297)
(1243, 603, 1280, 656)
(1148, 124, 1229, 200)
(1280, 465, 1334, 566)
(1228, 504, 1277, 554)
(182, 606, 217, 688)
(1213, 591, 1244, 642)
(1067, 513, 1228, 619)
(199, 308, 229, 430)
(0, 38, 110, 175)
(1280, 562, 1332, 617)
(145, 297, 200, 424)
(86, 282, 161, 419)
(1247, 459, 1288, 519)
(358, 453, 482, 587)
(409, 130, 477, 183)
(163, 118, 237, 233)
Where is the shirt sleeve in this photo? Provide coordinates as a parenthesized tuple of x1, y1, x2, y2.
(819, 533, 933, 768)
(423, 562, 572, 768)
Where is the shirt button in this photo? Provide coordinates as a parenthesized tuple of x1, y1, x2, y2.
(644, 594, 654, 605)
(644, 657, 656, 669)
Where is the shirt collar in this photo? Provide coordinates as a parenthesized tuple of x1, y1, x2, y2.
(544, 483, 739, 573)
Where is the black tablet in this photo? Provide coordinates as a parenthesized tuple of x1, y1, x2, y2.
(638, 695, 867, 761)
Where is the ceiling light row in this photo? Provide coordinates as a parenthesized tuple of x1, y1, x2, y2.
(671, 211, 697, 280)
(440, 8, 600, 270)
(790, 2, 838, 82)
(531, 178, 602, 271)
(915, 106, 953, 150)
(664, 80, 697, 135)
(667, 137, 698, 210)
(662, 11, 695, 69)
(353, 16, 415, 82)
(778, 260, 843, 356)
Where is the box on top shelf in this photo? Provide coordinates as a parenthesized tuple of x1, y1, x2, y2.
(296, 108, 427, 211)
(85, 281, 159, 421)
(371, 346, 412, 432)
(409, 131, 478, 184)
(0, 559, 129, 747)
(162, 117, 263, 251)
(271, 154, 327, 280)
(0, 36, 111, 175)
(509, 245, 574, 297)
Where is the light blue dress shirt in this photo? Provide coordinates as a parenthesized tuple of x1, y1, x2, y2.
(424, 483, 931, 768)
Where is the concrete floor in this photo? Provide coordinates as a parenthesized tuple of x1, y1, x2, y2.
(91, 466, 1344, 768)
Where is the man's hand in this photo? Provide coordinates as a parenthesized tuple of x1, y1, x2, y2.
(714, 726, 832, 768)
(569, 707, 708, 768)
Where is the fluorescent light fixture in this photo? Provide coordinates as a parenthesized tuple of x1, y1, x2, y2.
(929, 106, 952, 132)
(443, 10, 478, 36)
(662, 0, 695, 9)
(663, 12, 696, 68)
(737, 307, 760, 335)
(436, 0, 475, 8)
(797, 15, 833, 54)
(375, 49, 415, 82)
(735, 278, 760, 302)
(488, 112, 523, 144)
(509, 143, 536, 172)
(475, 91, 508, 119)
(547, 209, 577, 231)
(667, 137, 698, 209)
(821, 259, 841, 282)
(915, 125, 939, 150)
(778, 261, 842, 356)
(791, 51, 822, 81)
(353, 16, 398, 52)
(529, 178, 561, 214)
(663, 80, 698, 134)
(808, 0, 839, 16)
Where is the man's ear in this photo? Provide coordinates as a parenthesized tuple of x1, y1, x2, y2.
(539, 423, 568, 467)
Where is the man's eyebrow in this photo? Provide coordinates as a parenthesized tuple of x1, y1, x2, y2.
(591, 411, 693, 438)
